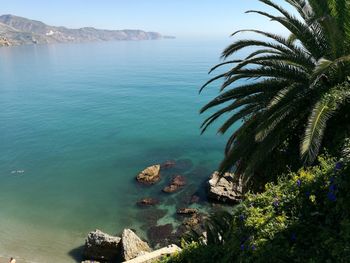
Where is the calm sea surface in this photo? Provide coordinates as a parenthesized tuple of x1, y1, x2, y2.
(0, 39, 236, 262)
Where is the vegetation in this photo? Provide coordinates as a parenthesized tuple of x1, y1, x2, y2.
(159, 1, 350, 262)
(160, 156, 350, 262)
(200, 0, 350, 186)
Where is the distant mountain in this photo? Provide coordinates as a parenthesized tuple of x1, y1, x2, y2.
(0, 14, 175, 46)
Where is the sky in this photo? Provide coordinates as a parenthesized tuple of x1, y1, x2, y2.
(0, 0, 290, 38)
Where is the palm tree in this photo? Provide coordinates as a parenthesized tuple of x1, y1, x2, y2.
(200, 0, 350, 184)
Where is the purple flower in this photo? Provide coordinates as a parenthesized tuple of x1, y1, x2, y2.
(239, 214, 245, 221)
(251, 245, 256, 251)
(305, 191, 311, 198)
(273, 200, 279, 207)
(240, 244, 245, 251)
(335, 162, 343, 171)
(327, 192, 336, 202)
(329, 184, 336, 192)
(291, 233, 297, 241)
(297, 179, 301, 187)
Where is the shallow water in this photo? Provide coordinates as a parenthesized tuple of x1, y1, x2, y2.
(0, 39, 237, 262)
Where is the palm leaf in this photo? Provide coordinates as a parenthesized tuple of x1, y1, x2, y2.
(301, 100, 333, 163)
(301, 84, 350, 163)
(200, 0, 350, 186)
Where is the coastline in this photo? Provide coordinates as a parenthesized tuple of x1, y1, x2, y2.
(0, 167, 239, 263)
(0, 39, 228, 263)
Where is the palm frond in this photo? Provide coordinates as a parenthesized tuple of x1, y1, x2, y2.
(245, 9, 326, 59)
(301, 84, 350, 163)
(200, 94, 263, 134)
(200, 79, 290, 113)
(301, 100, 333, 163)
(200, 0, 350, 186)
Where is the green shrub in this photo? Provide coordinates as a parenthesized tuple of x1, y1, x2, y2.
(165, 156, 350, 262)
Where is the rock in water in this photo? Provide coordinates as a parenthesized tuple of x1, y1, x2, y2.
(121, 229, 151, 261)
(136, 165, 161, 184)
(137, 198, 160, 206)
(182, 213, 208, 236)
(162, 175, 186, 193)
(208, 172, 243, 203)
(160, 160, 176, 169)
(176, 208, 198, 215)
(83, 229, 121, 262)
(190, 195, 200, 204)
(172, 175, 186, 186)
(147, 224, 174, 248)
(137, 208, 168, 227)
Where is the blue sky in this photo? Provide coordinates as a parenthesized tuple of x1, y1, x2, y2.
(0, 0, 289, 38)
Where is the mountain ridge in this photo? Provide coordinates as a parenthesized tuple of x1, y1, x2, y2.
(0, 14, 175, 46)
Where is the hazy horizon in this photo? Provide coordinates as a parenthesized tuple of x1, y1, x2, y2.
(0, 0, 289, 38)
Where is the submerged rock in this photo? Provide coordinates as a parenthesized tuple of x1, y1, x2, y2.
(137, 198, 160, 206)
(208, 171, 243, 203)
(163, 175, 186, 193)
(160, 160, 176, 169)
(190, 195, 200, 204)
(138, 208, 168, 227)
(172, 175, 186, 186)
(147, 224, 174, 248)
(176, 208, 198, 216)
(136, 165, 161, 184)
(121, 229, 151, 261)
(173, 184, 201, 206)
(162, 184, 179, 193)
(83, 229, 121, 262)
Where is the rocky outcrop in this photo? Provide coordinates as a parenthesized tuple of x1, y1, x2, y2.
(208, 172, 243, 203)
(183, 215, 201, 229)
(83, 229, 121, 262)
(136, 165, 161, 184)
(182, 213, 207, 235)
(162, 175, 186, 193)
(121, 229, 151, 261)
(137, 198, 159, 206)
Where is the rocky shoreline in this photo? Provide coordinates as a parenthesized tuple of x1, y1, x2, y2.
(1, 160, 242, 263)
(79, 161, 243, 262)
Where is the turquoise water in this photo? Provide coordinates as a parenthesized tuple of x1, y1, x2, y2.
(0, 39, 233, 262)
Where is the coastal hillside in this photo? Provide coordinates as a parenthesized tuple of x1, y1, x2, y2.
(0, 14, 174, 46)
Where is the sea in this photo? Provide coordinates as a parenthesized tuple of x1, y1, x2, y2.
(0, 38, 238, 262)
